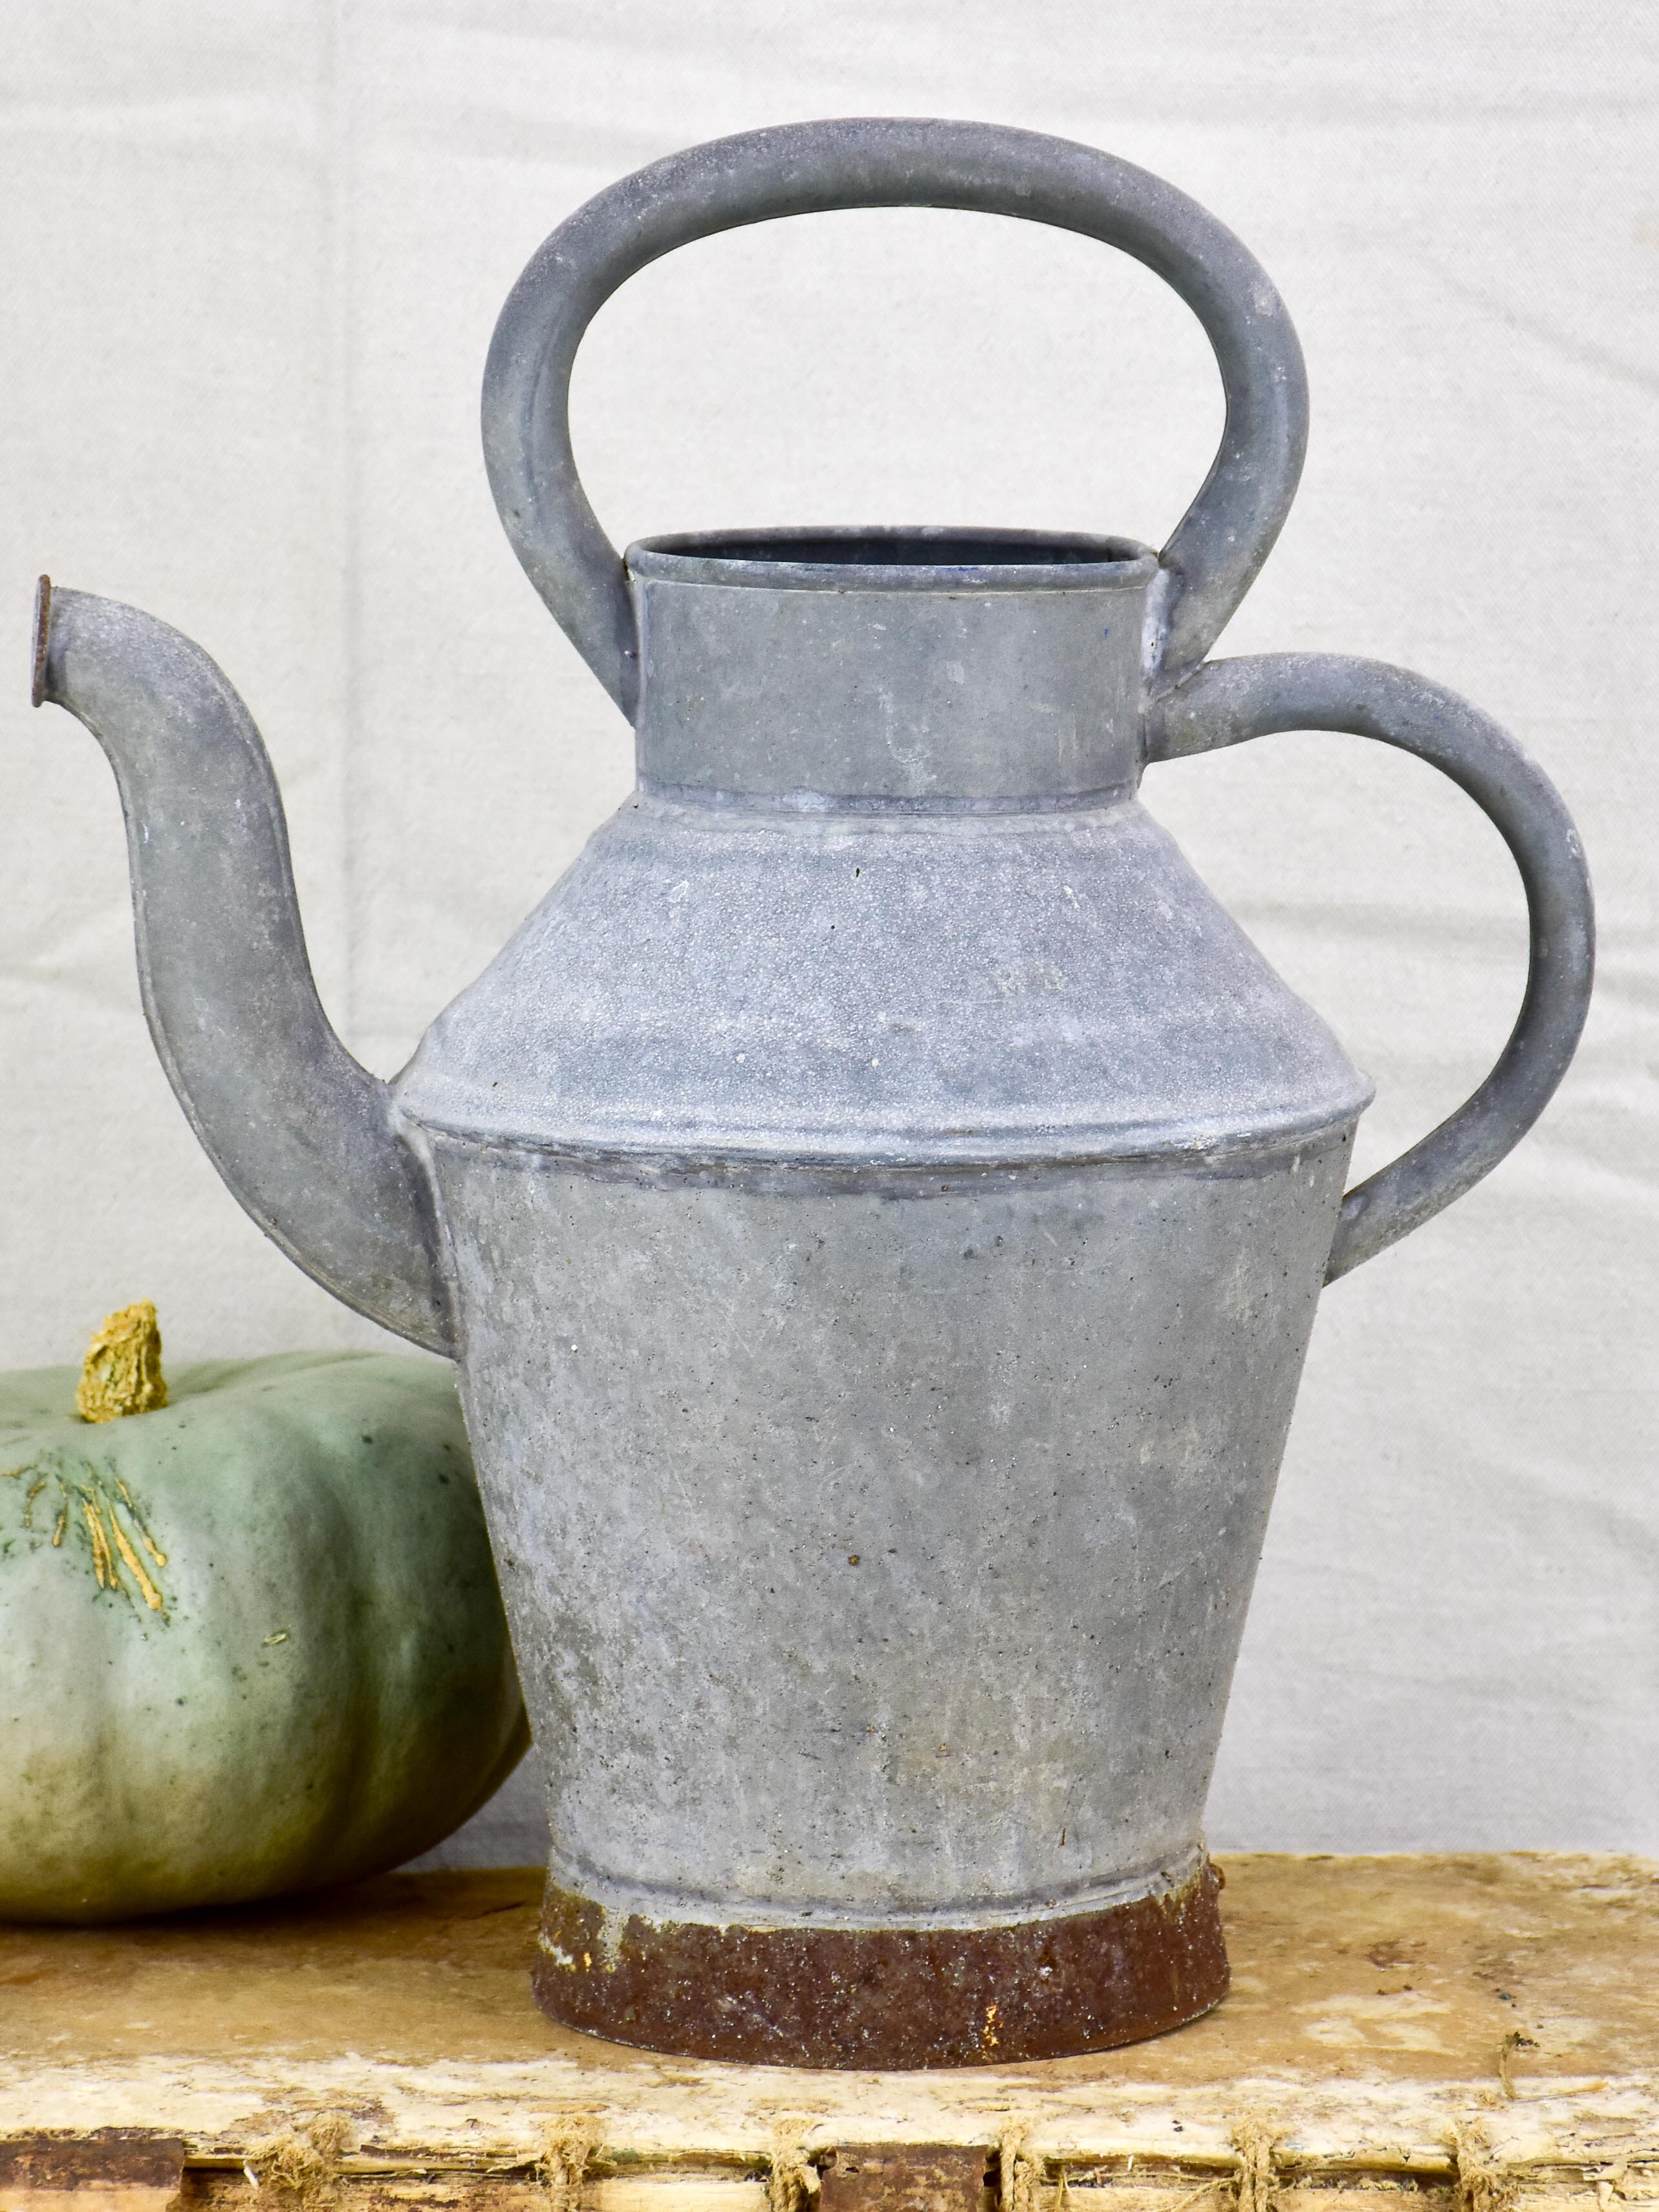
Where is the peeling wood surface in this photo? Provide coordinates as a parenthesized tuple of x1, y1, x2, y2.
(0, 2131, 186, 2212)
(0, 1856, 1654, 2195)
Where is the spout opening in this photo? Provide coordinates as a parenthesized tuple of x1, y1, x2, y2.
(31, 575, 52, 708)
(628, 525, 1158, 593)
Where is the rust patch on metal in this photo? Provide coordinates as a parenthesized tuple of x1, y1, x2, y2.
(531, 1859, 1228, 2067)
(818, 2145, 993, 2212)
(31, 576, 52, 709)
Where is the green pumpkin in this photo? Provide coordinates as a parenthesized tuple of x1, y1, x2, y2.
(0, 1349, 529, 1922)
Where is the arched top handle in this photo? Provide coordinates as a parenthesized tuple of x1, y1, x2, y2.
(482, 118, 1309, 719)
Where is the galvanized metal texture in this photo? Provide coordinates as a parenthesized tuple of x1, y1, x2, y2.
(481, 116, 1310, 712)
(30, 119, 1597, 2070)
(531, 1859, 1228, 2067)
(1146, 653, 1596, 1277)
(629, 526, 1157, 807)
(30, 580, 455, 1356)
(432, 1144, 1351, 1953)
(396, 541, 1374, 1162)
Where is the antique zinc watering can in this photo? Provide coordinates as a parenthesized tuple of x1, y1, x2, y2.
(33, 120, 1593, 2067)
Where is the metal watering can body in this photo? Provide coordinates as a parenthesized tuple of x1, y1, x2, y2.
(34, 122, 1594, 2068)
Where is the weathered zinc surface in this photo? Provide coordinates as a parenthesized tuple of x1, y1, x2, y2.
(35, 118, 1594, 2065)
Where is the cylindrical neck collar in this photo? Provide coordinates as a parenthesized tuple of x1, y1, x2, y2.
(628, 527, 1157, 812)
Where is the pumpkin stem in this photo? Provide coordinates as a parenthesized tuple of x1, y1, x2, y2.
(76, 1301, 168, 1423)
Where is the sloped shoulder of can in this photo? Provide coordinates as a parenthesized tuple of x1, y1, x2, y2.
(0, 1855, 1653, 2187)
(395, 801, 1373, 1167)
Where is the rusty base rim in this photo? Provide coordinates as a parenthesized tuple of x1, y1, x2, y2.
(531, 1859, 1228, 2068)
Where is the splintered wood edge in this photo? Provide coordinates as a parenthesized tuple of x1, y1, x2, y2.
(175, 2173, 1659, 2202)
(6, 2161, 1656, 2212)
(2, 2147, 1658, 2212)
(161, 2155, 1659, 2182)
(1, 2059, 1655, 2182)
(4, 2124, 1657, 2189)
(3, 2128, 1657, 2176)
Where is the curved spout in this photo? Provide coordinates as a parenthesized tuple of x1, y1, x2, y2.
(32, 581, 456, 1357)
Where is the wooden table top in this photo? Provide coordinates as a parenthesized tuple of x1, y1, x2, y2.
(1, 1855, 1654, 2200)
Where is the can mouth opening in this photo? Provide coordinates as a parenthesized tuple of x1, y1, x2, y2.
(627, 525, 1159, 589)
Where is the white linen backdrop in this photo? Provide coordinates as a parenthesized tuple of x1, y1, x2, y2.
(3, 3, 1655, 1864)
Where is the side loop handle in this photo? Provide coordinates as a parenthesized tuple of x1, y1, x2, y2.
(1147, 655, 1594, 1281)
(482, 118, 1308, 719)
